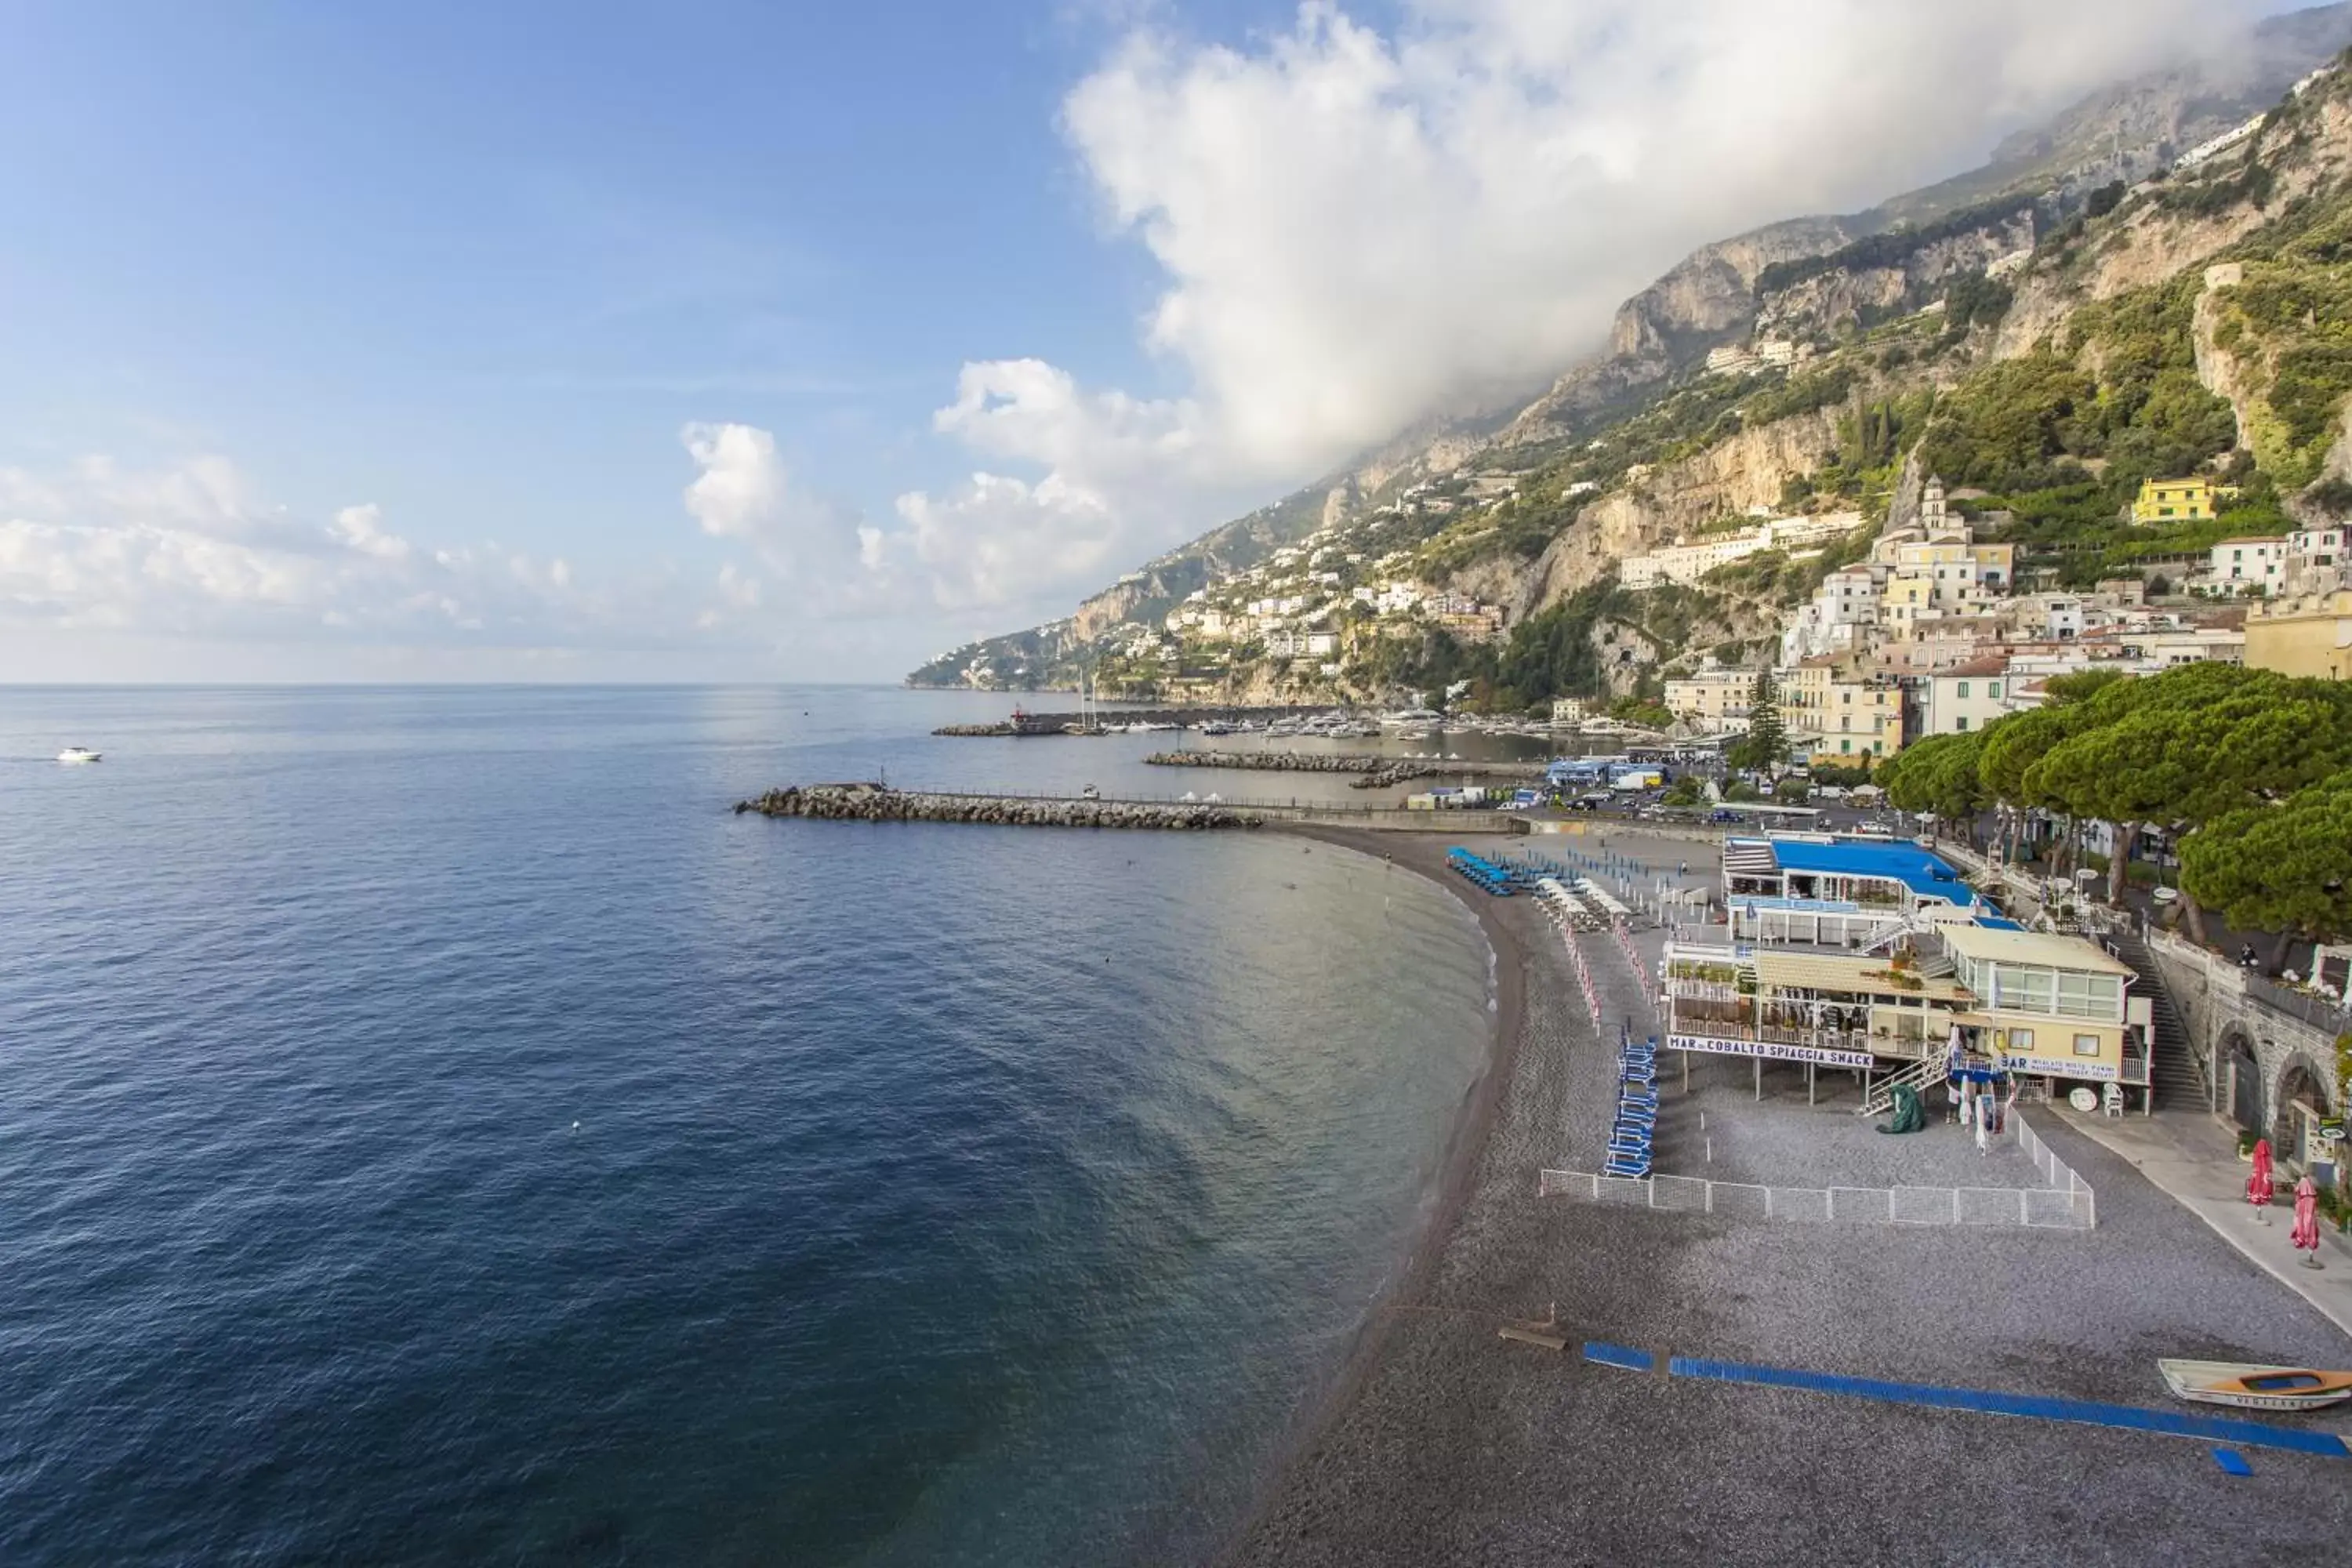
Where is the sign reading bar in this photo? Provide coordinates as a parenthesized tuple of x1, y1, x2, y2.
(1668, 1033, 1874, 1070)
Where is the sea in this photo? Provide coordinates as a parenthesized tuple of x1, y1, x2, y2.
(0, 686, 1498, 1566)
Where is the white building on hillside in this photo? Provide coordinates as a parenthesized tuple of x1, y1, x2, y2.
(1914, 658, 2016, 737)
(2206, 536, 2289, 595)
(1781, 566, 1882, 662)
(1621, 513, 1864, 590)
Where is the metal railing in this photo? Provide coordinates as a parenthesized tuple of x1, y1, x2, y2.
(1538, 1112, 2094, 1229)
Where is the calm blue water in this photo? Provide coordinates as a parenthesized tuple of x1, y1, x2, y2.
(0, 687, 1491, 1566)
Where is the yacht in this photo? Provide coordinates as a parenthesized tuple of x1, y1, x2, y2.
(56, 747, 102, 764)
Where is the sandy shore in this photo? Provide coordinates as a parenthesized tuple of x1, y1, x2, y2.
(1225, 827, 2352, 1567)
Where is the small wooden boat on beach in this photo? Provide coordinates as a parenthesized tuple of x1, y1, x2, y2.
(2158, 1359, 2352, 1412)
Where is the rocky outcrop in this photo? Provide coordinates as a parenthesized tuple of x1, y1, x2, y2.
(1513, 408, 1846, 616)
(1497, 216, 1856, 448)
(2002, 78, 2352, 360)
(2192, 266, 2258, 453)
(736, 783, 1263, 830)
(1754, 213, 2038, 341)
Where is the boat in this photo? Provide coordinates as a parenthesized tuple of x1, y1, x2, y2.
(56, 747, 102, 764)
(2158, 1359, 2352, 1412)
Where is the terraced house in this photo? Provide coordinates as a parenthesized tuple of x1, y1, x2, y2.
(1781, 658, 1905, 762)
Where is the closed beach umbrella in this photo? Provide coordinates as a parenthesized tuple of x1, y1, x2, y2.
(2248, 1138, 2274, 1221)
(2292, 1175, 2323, 1268)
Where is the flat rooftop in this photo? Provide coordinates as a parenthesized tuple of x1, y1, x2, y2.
(1936, 924, 2134, 975)
(1765, 837, 1980, 905)
(1753, 950, 1974, 1001)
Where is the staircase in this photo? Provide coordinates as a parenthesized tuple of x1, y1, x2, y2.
(2107, 930, 2206, 1112)
(1857, 1051, 1950, 1117)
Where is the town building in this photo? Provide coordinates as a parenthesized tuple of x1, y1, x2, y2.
(1663, 666, 1759, 726)
(1781, 566, 1883, 663)
(1913, 656, 2015, 736)
(1705, 344, 1761, 376)
(2245, 588, 2352, 681)
(1621, 513, 1865, 590)
(2285, 524, 2350, 593)
(1782, 659, 1905, 762)
(2133, 476, 2230, 524)
(2205, 535, 2289, 594)
(2009, 593, 2085, 641)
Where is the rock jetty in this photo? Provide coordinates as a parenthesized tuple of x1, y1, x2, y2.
(931, 706, 1323, 737)
(1144, 750, 1545, 789)
(735, 782, 1262, 830)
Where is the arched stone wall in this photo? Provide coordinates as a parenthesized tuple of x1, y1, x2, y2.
(2221, 1022, 2263, 1131)
(2270, 1051, 2338, 1168)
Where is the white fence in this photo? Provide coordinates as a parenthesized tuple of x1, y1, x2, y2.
(2012, 1112, 2098, 1229)
(1539, 1114, 2094, 1230)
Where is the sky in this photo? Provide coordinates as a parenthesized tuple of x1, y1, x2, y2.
(0, 0, 2309, 682)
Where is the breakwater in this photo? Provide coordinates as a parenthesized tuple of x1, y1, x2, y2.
(1145, 750, 1543, 777)
(1144, 750, 1546, 789)
(735, 783, 1263, 830)
(933, 706, 1327, 738)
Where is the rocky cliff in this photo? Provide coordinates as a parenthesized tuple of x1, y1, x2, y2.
(910, 6, 2352, 691)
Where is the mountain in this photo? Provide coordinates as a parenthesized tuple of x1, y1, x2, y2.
(909, 4, 2352, 693)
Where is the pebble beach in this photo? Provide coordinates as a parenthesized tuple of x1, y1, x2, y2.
(1230, 829, 2352, 1567)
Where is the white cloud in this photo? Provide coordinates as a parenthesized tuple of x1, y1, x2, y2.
(886, 470, 1120, 612)
(676, 416, 1131, 620)
(0, 450, 737, 654)
(681, 421, 787, 541)
(902, 0, 2265, 580)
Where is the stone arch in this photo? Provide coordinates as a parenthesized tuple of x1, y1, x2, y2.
(2220, 1022, 2263, 1131)
(2270, 1049, 2338, 1170)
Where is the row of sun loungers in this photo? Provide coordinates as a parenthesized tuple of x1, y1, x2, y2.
(1605, 1027, 1660, 1179)
(1446, 848, 1518, 896)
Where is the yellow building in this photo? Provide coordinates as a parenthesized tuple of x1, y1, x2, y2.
(2245, 589, 2352, 681)
(2133, 476, 2231, 524)
(1664, 667, 1758, 724)
(1781, 659, 1905, 762)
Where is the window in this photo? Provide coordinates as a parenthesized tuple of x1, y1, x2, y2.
(1955, 716, 1969, 731)
(2074, 1033, 2101, 1057)
(1999, 1028, 2035, 1052)
(2055, 972, 2122, 1019)
(1957, 681, 1971, 698)
(1992, 967, 2054, 1012)
(1988, 681, 2002, 699)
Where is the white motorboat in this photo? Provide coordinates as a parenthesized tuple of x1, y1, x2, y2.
(56, 747, 103, 764)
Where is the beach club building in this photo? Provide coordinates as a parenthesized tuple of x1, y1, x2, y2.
(1667, 837, 2155, 1107)
(1721, 836, 1986, 926)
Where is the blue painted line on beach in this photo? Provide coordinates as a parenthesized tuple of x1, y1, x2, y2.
(1582, 1341, 1653, 1373)
(1664, 1356, 2351, 1459)
(2213, 1447, 2254, 1475)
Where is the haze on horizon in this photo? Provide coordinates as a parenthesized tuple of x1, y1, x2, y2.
(0, 0, 2309, 683)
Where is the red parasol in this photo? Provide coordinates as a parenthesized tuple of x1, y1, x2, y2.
(2292, 1174, 2323, 1269)
(2248, 1138, 2275, 1222)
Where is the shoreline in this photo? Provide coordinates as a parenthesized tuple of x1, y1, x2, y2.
(1214, 827, 2352, 1566)
(1214, 825, 1533, 1565)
